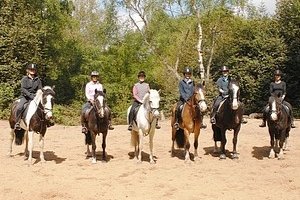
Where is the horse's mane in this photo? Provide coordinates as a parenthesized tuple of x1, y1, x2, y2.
(42, 86, 56, 96)
(142, 89, 159, 105)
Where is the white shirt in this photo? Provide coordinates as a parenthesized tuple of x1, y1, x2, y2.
(85, 81, 103, 101)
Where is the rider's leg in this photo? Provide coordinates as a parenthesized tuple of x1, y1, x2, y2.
(210, 96, 222, 124)
(173, 100, 183, 130)
(283, 101, 296, 128)
(259, 105, 269, 127)
(14, 97, 27, 130)
(128, 101, 140, 131)
(81, 102, 90, 133)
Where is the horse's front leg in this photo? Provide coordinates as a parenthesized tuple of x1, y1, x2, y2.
(27, 131, 34, 165)
(7, 129, 15, 157)
(277, 130, 286, 160)
(91, 132, 97, 164)
(102, 132, 107, 162)
(193, 125, 201, 160)
(149, 131, 155, 164)
(171, 128, 176, 157)
(269, 132, 275, 159)
(183, 129, 191, 163)
(232, 125, 241, 159)
(86, 145, 92, 157)
(39, 134, 46, 163)
(219, 129, 227, 159)
(24, 131, 29, 157)
(137, 130, 143, 163)
(283, 137, 289, 151)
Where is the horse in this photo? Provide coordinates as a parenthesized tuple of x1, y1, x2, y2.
(212, 79, 244, 159)
(267, 95, 291, 159)
(127, 89, 161, 164)
(171, 83, 207, 162)
(84, 90, 109, 164)
(8, 86, 55, 164)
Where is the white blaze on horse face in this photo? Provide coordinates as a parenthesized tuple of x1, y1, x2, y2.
(270, 100, 278, 121)
(149, 90, 160, 117)
(96, 95, 105, 117)
(231, 84, 239, 110)
(44, 95, 53, 119)
(198, 88, 207, 112)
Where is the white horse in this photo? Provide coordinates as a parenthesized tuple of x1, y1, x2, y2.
(127, 89, 160, 164)
(8, 86, 55, 164)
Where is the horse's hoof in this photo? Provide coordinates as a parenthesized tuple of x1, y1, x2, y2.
(219, 154, 226, 160)
(91, 158, 97, 164)
(150, 160, 156, 164)
(101, 160, 107, 163)
(40, 159, 46, 163)
(136, 160, 142, 164)
(6, 152, 13, 157)
(232, 153, 239, 159)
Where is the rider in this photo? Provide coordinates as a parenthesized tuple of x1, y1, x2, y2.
(14, 63, 43, 130)
(259, 69, 296, 128)
(81, 71, 114, 133)
(210, 66, 230, 124)
(128, 71, 161, 131)
(173, 67, 207, 129)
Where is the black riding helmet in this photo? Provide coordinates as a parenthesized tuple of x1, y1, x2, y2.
(183, 67, 192, 75)
(138, 71, 146, 77)
(220, 66, 229, 72)
(274, 69, 282, 76)
(26, 63, 37, 74)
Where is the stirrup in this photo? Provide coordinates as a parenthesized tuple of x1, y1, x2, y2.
(155, 124, 161, 129)
(173, 123, 179, 130)
(210, 118, 216, 124)
(108, 125, 114, 130)
(201, 123, 207, 129)
(14, 123, 21, 130)
(259, 122, 266, 127)
(82, 127, 88, 134)
(128, 125, 132, 131)
(291, 123, 296, 128)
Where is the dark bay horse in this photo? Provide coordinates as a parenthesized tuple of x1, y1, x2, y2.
(171, 83, 207, 162)
(267, 95, 291, 159)
(85, 90, 109, 164)
(212, 79, 244, 159)
(8, 86, 55, 164)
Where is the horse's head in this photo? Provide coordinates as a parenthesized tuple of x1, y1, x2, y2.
(41, 86, 55, 120)
(194, 82, 207, 112)
(228, 79, 240, 110)
(94, 89, 106, 118)
(144, 89, 160, 117)
(268, 94, 282, 121)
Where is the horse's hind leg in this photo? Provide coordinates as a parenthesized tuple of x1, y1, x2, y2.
(193, 130, 200, 160)
(171, 128, 176, 157)
(277, 131, 286, 160)
(137, 130, 143, 163)
(39, 134, 46, 163)
(183, 129, 191, 162)
(102, 132, 107, 162)
(219, 130, 227, 159)
(7, 129, 15, 157)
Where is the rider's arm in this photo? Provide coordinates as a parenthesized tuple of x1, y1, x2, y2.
(281, 82, 287, 100)
(37, 78, 43, 90)
(85, 82, 93, 102)
(179, 81, 188, 101)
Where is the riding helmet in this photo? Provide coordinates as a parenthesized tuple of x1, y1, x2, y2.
(220, 66, 229, 72)
(274, 69, 282, 76)
(138, 71, 146, 77)
(27, 63, 37, 70)
(183, 67, 192, 74)
(90, 71, 99, 76)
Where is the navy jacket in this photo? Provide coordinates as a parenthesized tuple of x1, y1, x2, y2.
(179, 79, 194, 102)
(20, 75, 42, 100)
(216, 76, 229, 96)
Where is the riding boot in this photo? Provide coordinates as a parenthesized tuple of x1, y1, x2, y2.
(14, 111, 22, 130)
(108, 120, 114, 130)
(81, 113, 88, 134)
(155, 119, 161, 129)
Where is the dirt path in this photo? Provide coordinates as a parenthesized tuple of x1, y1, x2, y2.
(0, 119, 300, 200)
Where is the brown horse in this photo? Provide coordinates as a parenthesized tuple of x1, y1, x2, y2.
(171, 83, 207, 162)
(267, 95, 291, 159)
(84, 90, 109, 164)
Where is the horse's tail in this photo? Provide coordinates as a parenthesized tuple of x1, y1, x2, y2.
(131, 131, 139, 147)
(15, 129, 25, 145)
(85, 131, 92, 145)
(175, 128, 185, 148)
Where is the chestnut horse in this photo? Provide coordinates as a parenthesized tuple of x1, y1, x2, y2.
(212, 79, 244, 159)
(171, 83, 207, 162)
(267, 95, 291, 159)
(84, 90, 109, 164)
(8, 86, 55, 164)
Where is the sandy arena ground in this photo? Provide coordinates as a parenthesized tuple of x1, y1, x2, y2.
(0, 118, 300, 200)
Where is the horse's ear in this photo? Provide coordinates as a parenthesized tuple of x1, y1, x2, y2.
(95, 89, 98, 93)
(52, 85, 56, 90)
(202, 80, 205, 87)
(103, 88, 107, 94)
(158, 89, 161, 94)
(277, 93, 281, 98)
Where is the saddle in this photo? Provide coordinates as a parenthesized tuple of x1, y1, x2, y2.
(217, 98, 227, 113)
